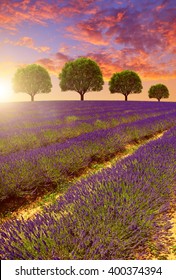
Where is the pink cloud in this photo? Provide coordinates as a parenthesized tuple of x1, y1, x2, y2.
(66, 24, 108, 46)
(0, 0, 62, 31)
(86, 45, 176, 80)
(55, 52, 70, 62)
(66, 8, 125, 44)
(36, 52, 71, 75)
(155, 1, 167, 11)
(36, 58, 57, 74)
(1, 0, 175, 82)
(4, 36, 50, 53)
(0, 0, 100, 32)
(58, 44, 70, 54)
(16, 37, 34, 48)
(36, 41, 176, 81)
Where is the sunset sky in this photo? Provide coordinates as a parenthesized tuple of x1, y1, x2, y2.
(0, 0, 175, 102)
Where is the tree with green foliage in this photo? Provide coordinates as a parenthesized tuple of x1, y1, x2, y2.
(13, 64, 52, 101)
(59, 57, 104, 101)
(148, 84, 169, 102)
(109, 70, 143, 101)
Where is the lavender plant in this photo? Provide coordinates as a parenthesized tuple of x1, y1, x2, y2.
(0, 126, 175, 259)
(0, 102, 176, 203)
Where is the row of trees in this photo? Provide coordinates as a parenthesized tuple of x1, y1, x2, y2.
(13, 57, 170, 102)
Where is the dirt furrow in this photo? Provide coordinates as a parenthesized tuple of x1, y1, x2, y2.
(0, 130, 166, 222)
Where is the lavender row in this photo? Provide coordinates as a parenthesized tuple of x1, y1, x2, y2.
(1, 110, 176, 164)
(0, 126, 175, 259)
(0, 110, 176, 203)
(1, 101, 175, 137)
(0, 108, 172, 156)
(1, 101, 175, 157)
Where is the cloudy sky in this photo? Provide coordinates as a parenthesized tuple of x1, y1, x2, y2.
(0, 0, 175, 102)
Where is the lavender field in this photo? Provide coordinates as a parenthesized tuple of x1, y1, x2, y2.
(0, 101, 176, 259)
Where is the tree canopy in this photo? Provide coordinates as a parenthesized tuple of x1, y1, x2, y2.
(109, 70, 143, 101)
(148, 84, 169, 101)
(13, 64, 52, 101)
(59, 57, 104, 100)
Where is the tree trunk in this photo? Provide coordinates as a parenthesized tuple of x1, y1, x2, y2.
(125, 94, 128, 101)
(158, 99, 160, 102)
(80, 93, 84, 101)
(31, 95, 34, 101)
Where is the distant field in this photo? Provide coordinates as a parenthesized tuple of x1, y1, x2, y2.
(0, 101, 176, 259)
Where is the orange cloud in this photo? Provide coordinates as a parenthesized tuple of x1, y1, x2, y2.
(16, 37, 34, 48)
(155, 2, 167, 11)
(0, 0, 60, 31)
(36, 58, 58, 75)
(66, 24, 108, 46)
(36, 42, 176, 82)
(36, 52, 71, 75)
(65, 8, 125, 45)
(0, 0, 100, 32)
(58, 44, 70, 54)
(86, 45, 176, 81)
(4, 37, 50, 53)
(1, 0, 175, 82)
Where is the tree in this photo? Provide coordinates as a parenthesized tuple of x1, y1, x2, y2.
(109, 70, 143, 101)
(59, 57, 104, 101)
(148, 84, 169, 102)
(13, 64, 52, 101)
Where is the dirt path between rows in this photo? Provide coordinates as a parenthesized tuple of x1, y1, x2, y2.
(0, 129, 175, 259)
(2, 131, 164, 221)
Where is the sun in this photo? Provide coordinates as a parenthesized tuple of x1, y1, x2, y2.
(0, 78, 12, 102)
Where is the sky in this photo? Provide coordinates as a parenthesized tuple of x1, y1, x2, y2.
(0, 0, 175, 102)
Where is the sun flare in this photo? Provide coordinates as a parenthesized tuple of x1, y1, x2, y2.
(0, 78, 12, 102)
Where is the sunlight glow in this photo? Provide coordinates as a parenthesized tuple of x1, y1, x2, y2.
(0, 78, 13, 102)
